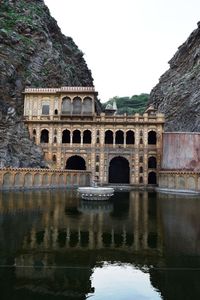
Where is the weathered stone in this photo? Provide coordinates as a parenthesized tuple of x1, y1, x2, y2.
(149, 22, 200, 132)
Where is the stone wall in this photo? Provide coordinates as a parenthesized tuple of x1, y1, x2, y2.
(0, 168, 91, 190)
(158, 171, 200, 194)
(162, 132, 200, 171)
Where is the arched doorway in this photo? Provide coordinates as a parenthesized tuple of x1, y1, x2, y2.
(66, 155, 86, 170)
(83, 130, 91, 144)
(126, 130, 135, 144)
(109, 156, 130, 183)
(40, 129, 49, 143)
(105, 130, 113, 144)
(62, 129, 70, 143)
(148, 156, 157, 168)
(148, 172, 157, 184)
(115, 130, 124, 144)
(148, 131, 157, 144)
(72, 130, 81, 143)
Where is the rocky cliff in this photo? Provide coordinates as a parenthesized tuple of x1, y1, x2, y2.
(0, 0, 94, 167)
(149, 22, 200, 132)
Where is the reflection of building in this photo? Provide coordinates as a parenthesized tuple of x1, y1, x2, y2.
(0, 190, 162, 253)
(24, 87, 165, 185)
(0, 190, 163, 299)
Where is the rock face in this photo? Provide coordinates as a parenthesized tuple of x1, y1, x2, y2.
(149, 22, 200, 132)
(0, 0, 93, 167)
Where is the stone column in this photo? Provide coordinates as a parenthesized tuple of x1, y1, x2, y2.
(81, 130, 83, 147)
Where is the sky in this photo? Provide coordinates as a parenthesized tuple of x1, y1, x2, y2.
(44, 0, 200, 102)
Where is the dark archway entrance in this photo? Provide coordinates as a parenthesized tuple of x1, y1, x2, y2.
(148, 131, 157, 145)
(62, 129, 70, 143)
(109, 156, 130, 184)
(105, 130, 113, 144)
(148, 172, 157, 184)
(40, 129, 49, 143)
(148, 156, 157, 169)
(66, 155, 86, 170)
(83, 130, 91, 144)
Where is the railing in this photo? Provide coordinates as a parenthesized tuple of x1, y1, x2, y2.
(24, 87, 95, 93)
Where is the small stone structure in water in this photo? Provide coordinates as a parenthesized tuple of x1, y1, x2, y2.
(78, 186, 114, 201)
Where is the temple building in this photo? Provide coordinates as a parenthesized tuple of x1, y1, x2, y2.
(23, 87, 165, 186)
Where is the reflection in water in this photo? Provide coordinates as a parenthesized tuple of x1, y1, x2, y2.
(0, 190, 199, 299)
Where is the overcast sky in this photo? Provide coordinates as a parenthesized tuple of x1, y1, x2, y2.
(44, 0, 200, 102)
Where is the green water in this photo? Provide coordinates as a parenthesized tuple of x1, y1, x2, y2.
(0, 190, 200, 299)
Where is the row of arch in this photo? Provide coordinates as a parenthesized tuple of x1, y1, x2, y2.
(61, 96, 93, 115)
(160, 174, 199, 190)
(2, 172, 90, 188)
(39, 129, 157, 145)
(41, 97, 93, 116)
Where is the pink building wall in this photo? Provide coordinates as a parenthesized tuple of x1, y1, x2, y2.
(162, 133, 200, 171)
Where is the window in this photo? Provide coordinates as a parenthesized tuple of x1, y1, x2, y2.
(42, 105, 49, 115)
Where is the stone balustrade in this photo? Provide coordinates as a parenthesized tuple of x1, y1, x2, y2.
(158, 170, 200, 194)
(24, 86, 95, 94)
(0, 168, 91, 190)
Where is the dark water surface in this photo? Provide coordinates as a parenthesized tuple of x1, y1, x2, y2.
(0, 190, 200, 299)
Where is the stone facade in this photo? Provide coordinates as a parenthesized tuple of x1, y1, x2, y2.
(24, 87, 165, 186)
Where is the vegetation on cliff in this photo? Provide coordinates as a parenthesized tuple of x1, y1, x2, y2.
(0, 0, 94, 167)
(103, 94, 149, 114)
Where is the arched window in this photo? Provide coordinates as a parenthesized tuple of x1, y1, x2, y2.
(52, 154, 57, 162)
(126, 130, 135, 144)
(115, 130, 124, 144)
(83, 130, 92, 144)
(54, 109, 58, 115)
(54, 129, 57, 135)
(140, 138, 143, 144)
(96, 155, 99, 162)
(139, 156, 143, 163)
(33, 129, 36, 135)
(73, 97, 82, 115)
(42, 104, 49, 115)
(73, 130, 81, 143)
(148, 157, 157, 169)
(139, 166, 143, 173)
(61, 97, 71, 114)
(139, 176, 143, 184)
(148, 131, 157, 145)
(105, 130, 113, 144)
(62, 129, 70, 143)
(83, 97, 93, 115)
(40, 129, 49, 143)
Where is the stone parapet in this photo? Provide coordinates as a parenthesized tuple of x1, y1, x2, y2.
(0, 168, 91, 190)
(158, 170, 200, 193)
